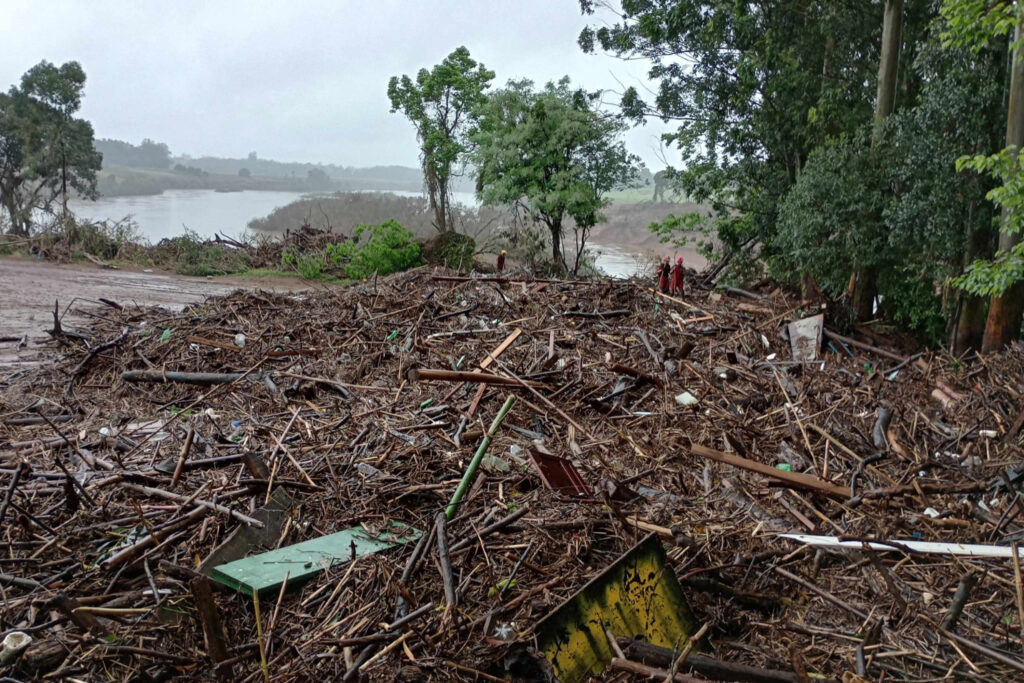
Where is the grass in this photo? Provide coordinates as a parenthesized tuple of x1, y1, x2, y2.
(606, 186, 692, 204)
(239, 268, 351, 285)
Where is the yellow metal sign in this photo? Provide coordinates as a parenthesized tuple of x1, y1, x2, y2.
(535, 534, 699, 682)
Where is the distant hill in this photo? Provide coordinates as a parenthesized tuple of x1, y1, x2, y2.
(92, 137, 475, 196)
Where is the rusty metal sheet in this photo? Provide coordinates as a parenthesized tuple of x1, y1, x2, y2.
(528, 447, 592, 500)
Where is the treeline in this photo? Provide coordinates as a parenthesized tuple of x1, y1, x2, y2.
(249, 191, 503, 241)
(94, 138, 475, 193)
(580, 1, 1024, 351)
(94, 138, 171, 169)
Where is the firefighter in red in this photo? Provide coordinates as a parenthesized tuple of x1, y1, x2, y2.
(497, 250, 506, 276)
(670, 257, 684, 294)
(658, 257, 671, 293)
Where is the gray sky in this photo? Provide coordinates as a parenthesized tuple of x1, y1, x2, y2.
(1, 0, 676, 171)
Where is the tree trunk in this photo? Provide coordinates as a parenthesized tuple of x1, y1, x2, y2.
(854, 0, 903, 321)
(851, 267, 879, 320)
(983, 21, 1024, 353)
(549, 219, 566, 273)
(872, 0, 904, 148)
(952, 200, 990, 355)
(3, 198, 27, 238)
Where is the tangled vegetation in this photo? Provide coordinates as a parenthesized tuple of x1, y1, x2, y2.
(281, 219, 421, 280)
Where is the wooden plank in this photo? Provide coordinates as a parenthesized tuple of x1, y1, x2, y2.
(691, 444, 851, 499)
(480, 327, 522, 370)
(190, 577, 231, 679)
(211, 522, 421, 597)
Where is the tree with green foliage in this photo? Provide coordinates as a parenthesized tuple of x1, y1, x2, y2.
(0, 60, 101, 236)
(943, 0, 1024, 351)
(776, 22, 1005, 346)
(388, 47, 494, 235)
(473, 78, 639, 274)
(579, 1, 902, 278)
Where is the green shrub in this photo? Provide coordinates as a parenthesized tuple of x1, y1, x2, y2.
(281, 247, 327, 280)
(437, 232, 475, 269)
(329, 219, 421, 279)
(72, 218, 147, 261)
(167, 229, 249, 276)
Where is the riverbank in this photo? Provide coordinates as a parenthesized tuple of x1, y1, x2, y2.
(0, 256, 318, 366)
(95, 166, 432, 198)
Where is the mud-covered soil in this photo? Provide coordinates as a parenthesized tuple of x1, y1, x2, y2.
(0, 257, 316, 366)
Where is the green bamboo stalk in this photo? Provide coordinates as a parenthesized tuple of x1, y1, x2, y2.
(445, 395, 516, 520)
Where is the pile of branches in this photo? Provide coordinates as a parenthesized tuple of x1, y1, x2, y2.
(2, 269, 1024, 681)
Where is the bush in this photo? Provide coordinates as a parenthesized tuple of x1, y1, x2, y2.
(438, 232, 475, 269)
(72, 218, 147, 261)
(281, 247, 327, 279)
(160, 229, 250, 276)
(329, 219, 421, 279)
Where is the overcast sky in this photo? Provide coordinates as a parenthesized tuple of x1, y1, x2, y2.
(1, 0, 677, 171)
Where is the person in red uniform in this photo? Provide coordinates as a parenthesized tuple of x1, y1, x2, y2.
(497, 250, 506, 276)
(670, 256, 684, 294)
(658, 257, 671, 293)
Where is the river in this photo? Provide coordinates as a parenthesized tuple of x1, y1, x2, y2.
(69, 189, 642, 278)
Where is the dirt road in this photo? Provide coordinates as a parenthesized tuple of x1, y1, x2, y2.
(0, 257, 317, 366)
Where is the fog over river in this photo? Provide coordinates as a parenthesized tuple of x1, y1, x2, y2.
(69, 190, 642, 278)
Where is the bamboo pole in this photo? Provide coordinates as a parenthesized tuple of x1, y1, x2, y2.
(445, 395, 516, 519)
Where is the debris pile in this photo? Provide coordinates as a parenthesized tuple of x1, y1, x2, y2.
(2, 268, 1024, 681)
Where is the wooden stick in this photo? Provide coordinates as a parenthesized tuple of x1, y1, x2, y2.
(664, 622, 709, 681)
(921, 614, 1024, 674)
(649, 288, 715, 319)
(609, 657, 703, 682)
(480, 328, 522, 370)
(170, 428, 195, 489)
(122, 370, 254, 385)
(774, 566, 869, 620)
(408, 368, 545, 388)
(0, 462, 25, 526)
(620, 638, 803, 682)
(691, 444, 851, 499)
(436, 512, 457, 611)
(1015, 543, 1024, 650)
(492, 358, 602, 448)
(123, 483, 264, 528)
(253, 590, 270, 683)
(822, 329, 906, 363)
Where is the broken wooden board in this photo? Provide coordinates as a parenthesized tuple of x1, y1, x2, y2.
(211, 521, 420, 597)
(535, 534, 699, 683)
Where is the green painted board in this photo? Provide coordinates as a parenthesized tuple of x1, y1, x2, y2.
(211, 521, 421, 597)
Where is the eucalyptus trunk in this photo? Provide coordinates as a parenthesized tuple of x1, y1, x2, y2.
(982, 21, 1024, 352)
(953, 201, 990, 354)
(853, 0, 904, 320)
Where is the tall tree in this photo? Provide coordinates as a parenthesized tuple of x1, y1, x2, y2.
(579, 1, 890, 278)
(944, 0, 1024, 351)
(0, 60, 100, 236)
(388, 47, 494, 234)
(473, 78, 639, 274)
(852, 0, 905, 320)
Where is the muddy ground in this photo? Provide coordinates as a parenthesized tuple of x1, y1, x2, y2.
(0, 257, 316, 366)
